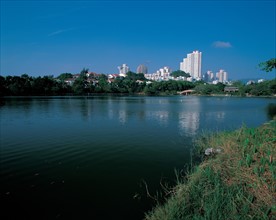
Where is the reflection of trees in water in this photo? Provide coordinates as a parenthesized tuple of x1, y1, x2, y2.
(266, 103, 276, 119)
(63, 96, 147, 123)
(57, 97, 75, 116)
(80, 98, 90, 119)
(3, 98, 39, 117)
(0, 98, 5, 106)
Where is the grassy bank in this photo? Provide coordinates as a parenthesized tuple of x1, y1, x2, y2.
(145, 121, 276, 220)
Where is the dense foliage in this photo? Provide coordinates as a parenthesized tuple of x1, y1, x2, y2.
(144, 80, 194, 95)
(0, 72, 275, 96)
(0, 74, 71, 96)
(194, 82, 225, 95)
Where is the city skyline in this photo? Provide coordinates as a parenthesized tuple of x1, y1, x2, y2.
(1, 0, 275, 80)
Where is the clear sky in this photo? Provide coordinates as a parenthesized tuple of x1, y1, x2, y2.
(1, 0, 275, 80)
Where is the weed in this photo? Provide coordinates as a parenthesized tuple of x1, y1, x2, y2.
(145, 121, 276, 220)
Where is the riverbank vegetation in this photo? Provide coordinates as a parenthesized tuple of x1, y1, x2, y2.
(145, 120, 276, 220)
(1, 59, 275, 96)
(0, 72, 275, 97)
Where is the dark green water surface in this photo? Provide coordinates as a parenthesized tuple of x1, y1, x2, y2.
(0, 96, 275, 219)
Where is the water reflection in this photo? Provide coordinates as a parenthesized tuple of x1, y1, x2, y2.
(147, 111, 169, 126)
(108, 109, 114, 120)
(205, 111, 226, 122)
(2, 96, 275, 135)
(177, 97, 201, 136)
(1, 96, 274, 220)
(216, 112, 225, 120)
(119, 110, 127, 124)
(178, 112, 200, 136)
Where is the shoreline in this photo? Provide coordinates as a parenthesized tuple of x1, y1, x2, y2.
(145, 120, 276, 220)
(1, 93, 276, 98)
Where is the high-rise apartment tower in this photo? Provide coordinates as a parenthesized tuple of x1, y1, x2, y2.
(180, 50, 202, 79)
(118, 64, 130, 77)
(216, 69, 228, 83)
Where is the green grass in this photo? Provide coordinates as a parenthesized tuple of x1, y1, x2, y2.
(145, 121, 276, 220)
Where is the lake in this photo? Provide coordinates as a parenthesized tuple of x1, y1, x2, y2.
(1, 96, 275, 219)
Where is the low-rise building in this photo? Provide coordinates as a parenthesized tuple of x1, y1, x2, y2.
(144, 66, 172, 81)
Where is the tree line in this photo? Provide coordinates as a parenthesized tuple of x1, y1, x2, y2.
(1, 72, 275, 96)
(1, 57, 276, 96)
(0, 70, 195, 96)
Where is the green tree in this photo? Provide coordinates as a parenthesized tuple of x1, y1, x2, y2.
(0, 75, 7, 96)
(72, 77, 87, 95)
(232, 80, 244, 87)
(136, 73, 146, 81)
(112, 77, 127, 93)
(194, 84, 212, 95)
(194, 83, 225, 95)
(57, 73, 73, 81)
(6, 76, 28, 95)
(259, 58, 276, 72)
(72, 68, 89, 94)
(98, 74, 110, 93)
(144, 82, 157, 95)
(269, 79, 276, 94)
(170, 70, 190, 78)
(245, 80, 276, 96)
(231, 81, 246, 96)
(80, 68, 89, 75)
(32, 76, 57, 95)
(215, 82, 226, 92)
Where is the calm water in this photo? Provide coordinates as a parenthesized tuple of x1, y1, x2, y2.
(1, 96, 275, 219)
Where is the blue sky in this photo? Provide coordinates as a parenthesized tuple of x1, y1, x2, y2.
(1, 0, 275, 80)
